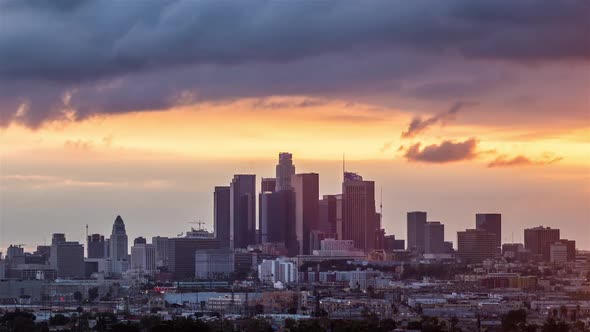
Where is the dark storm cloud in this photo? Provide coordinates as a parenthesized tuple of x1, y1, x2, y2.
(401, 101, 474, 138)
(404, 138, 479, 163)
(488, 155, 563, 168)
(0, 0, 588, 127)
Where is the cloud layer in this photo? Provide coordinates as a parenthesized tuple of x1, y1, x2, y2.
(404, 138, 479, 163)
(488, 155, 563, 168)
(0, 0, 588, 127)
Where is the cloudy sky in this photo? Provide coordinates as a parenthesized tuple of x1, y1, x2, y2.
(1, 0, 589, 250)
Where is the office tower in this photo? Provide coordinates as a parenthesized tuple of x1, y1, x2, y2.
(6, 245, 24, 260)
(334, 194, 344, 240)
(133, 237, 147, 245)
(194, 249, 235, 280)
(457, 229, 497, 264)
(167, 237, 220, 279)
(214, 186, 231, 249)
(318, 195, 338, 234)
(35, 245, 51, 263)
(52, 233, 66, 245)
(424, 222, 445, 254)
(261, 178, 277, 193)
(152, 236, 169, 268)
(130, 243, 156, 273)
(110, 215, 129, 263)
(341, 172, 377, 250)
(549, 242, 568, 264)
(524, 226, 560, 261)
(230, 175, 256, 249)
(476, 213, 502, 252)
(49, 234, 84, 278)
(275, 152, 295, 191)
(259, 190, 295, 245)
(87, 234, 106, 259)
(407, 211, 427, 252)
(292, 173, 319, 255)
(559, 239, 576, 261)
(384, 235, 405, 251)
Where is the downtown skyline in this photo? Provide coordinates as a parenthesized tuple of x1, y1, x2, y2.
(1, 151, 588, 252)
(0, 0, 589, 251)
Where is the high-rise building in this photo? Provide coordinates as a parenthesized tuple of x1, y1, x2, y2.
(342, 172, 377, 251)
(152, 236, 169, 268)
(49, 234, 84, 279)
(559, 239, 576, 261)
(259, 190, 295, 245)
(214, 186, 231, 249)
(275, 152, 295, 192)
(130, 243, 156, 273)
(109, 215, 128, 263)
(476, 213, 502, 252)
(292, 173, 319, 255)
(524, 226, 560, 261)
(457, 229, 497, 264)
(384, 235, 405, 251)
(318, 195, 338, 234)
(52, 233, 66, 245)
(424, 222, 445, 254)
(407, 211, 427, 252)
(230, 175, 256, 249)
(133, 237, 147, 245)
(167, 237, 220, 280)
(261, 178, 277, 193)
(87, 234, 106, 259)
(549, 241, 568, 264)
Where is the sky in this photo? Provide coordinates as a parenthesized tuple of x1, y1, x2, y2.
(0, 0, 589, 251)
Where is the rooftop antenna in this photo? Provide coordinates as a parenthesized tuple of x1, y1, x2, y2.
(342, 152, 346, 182)
(380, 188, 383, 215)
(86, 224, 89, 239)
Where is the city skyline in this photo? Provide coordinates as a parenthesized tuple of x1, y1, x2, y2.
(0, 0, 589, 251)
(1, 151, 587, 253)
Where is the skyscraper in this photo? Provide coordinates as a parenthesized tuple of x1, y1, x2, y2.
(342, 172, 377, 251)
(476, 213, 502, 252)
(87, 234, 106, 259)
(292, 173, 319, 255)
(275, 152, 295, 191)
(230, 175, 256, 249)
(110, 215, 129, 263)
(524, 226, 560, 261)
(214, 186, 231, 248)
(261, 178, 277, 193)
(130, 242, 156, 273)
(152, 236, 169, 268)
(407, 211, 427, 252)
(318, 195, 338, 234)
(457, 229, 497, 264)
(49, 234, 84, 279)
(424, 221, 445, 254)
(259, 190, 295, 245)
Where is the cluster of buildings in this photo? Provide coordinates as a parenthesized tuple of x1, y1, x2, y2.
(0, 152, 587, 330)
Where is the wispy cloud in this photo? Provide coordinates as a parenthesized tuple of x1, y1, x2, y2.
(401, 101, 474, 138)
(488, 154, 563, 168)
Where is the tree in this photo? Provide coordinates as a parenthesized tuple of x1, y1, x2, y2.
(542, 317, 570, 332)
(88, 287, 99, 302)
(502, 309, 527, 332)
(49, 314, 70, 326)
(73, 291, 83, 303)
